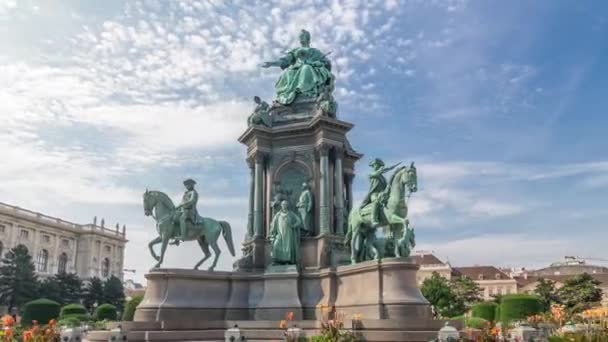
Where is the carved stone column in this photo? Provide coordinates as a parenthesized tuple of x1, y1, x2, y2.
(334, 147, 345, 235)
(246, 159, 255, 239)
(253, 153, 266, 238)
(318, 145, 330, 235)
(346, 174, 354, 212)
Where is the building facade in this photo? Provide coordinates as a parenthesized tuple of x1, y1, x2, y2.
(0, 201, 127, 280)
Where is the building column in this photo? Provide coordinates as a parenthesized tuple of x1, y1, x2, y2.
(253, 153, 266, 239)
(246, 159, 255, 239)
(334, 148, 345, 235)
(318, 145, 330, 235)
(345, 174, 354, 211)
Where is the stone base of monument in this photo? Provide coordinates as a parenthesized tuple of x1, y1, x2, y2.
(88, 258, 458, 342)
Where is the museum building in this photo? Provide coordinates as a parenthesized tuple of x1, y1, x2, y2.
(0, 201, 127, 280)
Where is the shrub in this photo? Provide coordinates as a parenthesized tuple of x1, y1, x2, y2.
(60, 303, 87, 318)
(471, 302, 498, 322)
(57, 316, 81, 328)
(122, 295, 144, 321)
(95, 304, 118, 321)
(500, 294, 542, 324)
(21, 298, 61, 326)
(464, 317, 489, 329)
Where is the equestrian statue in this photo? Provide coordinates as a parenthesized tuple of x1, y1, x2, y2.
(345, 159, 418, 264)
(143, 178, 235, 270)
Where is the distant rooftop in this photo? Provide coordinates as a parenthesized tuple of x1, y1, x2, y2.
(453, 266, 511, 281)
(0, 201, 126, 240)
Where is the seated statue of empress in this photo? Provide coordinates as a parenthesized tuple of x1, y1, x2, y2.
(262, 29, 334, 105)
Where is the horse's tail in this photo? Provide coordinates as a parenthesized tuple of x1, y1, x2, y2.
(220, 221, 236, 256)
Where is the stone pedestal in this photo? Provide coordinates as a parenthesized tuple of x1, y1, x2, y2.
(254, 265, 302, 320)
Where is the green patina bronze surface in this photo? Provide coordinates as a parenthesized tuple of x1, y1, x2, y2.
(269, 200, 301, 265)
(261, 29, 334, 105)
(345, 161, 418, 264)
(296, 182, 314, 237)
(143, 179, 236, 270)
(247, 96, 272, 127)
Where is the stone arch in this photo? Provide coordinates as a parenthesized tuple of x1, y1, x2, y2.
(273, 160, 313, 208)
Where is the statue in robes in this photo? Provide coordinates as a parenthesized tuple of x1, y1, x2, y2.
(269, 200, 302, 265)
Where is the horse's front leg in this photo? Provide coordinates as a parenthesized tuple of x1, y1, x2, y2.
(148, 236, 162, 261)
(154, 234, 170, 268)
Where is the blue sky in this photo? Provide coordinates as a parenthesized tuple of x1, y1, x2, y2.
(1, 0, 607, 283)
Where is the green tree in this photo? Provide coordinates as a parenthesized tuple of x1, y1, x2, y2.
(451, 276, 482, 309)
(83, 277, 104, 312)
(103, 276, 125, 312)
(54, 273, 83, 305)
(38, 273, 83, 305)
(534, 278, 559, 311)
(421, 272, 465, 318)
(38, 277, 62, 303)
(558, 273, 602, 313)
(0, 245, 39, 312)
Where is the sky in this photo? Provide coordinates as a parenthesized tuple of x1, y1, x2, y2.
(1, 0, 607, 284)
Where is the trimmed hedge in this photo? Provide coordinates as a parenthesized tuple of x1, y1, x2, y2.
(499, 294, 542, 323)
(465, 317, 489, 329)
(122, 295, 144, 321)
(21, 298, 61, 326)
(57, 316, 81, 328)
(471, 302, 498, 322)
(60, 303, 87, 318)
(95, 303, 118, 321)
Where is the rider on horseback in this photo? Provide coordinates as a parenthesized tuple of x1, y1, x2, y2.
(175, 178, 199, 242)
(360, 158, 400, 227)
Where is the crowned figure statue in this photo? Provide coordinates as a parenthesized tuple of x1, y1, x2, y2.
(261, 29, 334, 105)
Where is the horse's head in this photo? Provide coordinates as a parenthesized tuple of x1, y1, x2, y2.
(406, 162, 418, 193)
(143, 189, 155, 217)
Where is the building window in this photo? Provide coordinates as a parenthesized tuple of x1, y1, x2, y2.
(0, 224, 5, 233)
(62, 239, 69, 247)
(478, 274, 484, 280)
(20, 230, 29, 240)
(42, 235, 50, 243)
(58, 253, 68, 273)
(105, 245, 111, 253)
(36, 249, 49, 272)
(101, 258, 110, 278)
(0, 241, 3, 258)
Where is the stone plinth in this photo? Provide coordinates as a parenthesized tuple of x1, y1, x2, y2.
(134, 258, 430, 322)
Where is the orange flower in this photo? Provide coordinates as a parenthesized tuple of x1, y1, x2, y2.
(4, 327, 14, 338)
(48, 319, 56, 326)
(45, 328, 53, 336)
(279, 320, 287, 329)
(1, 315, 14, 327)
(286, 311, 294, 321)
(22, 330, 33, 342)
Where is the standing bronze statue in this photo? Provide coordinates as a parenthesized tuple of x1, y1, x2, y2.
(269, 200, 302, 265)
(296, 182, 314, 237)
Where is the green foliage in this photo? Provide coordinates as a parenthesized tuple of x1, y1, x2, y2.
(21, 298, 61, 326)
(60, 303, 87, 317)
(83, 277, 104, 312)
(103, 276, 125, 312)
(38, 273, 83, 305)
(451, 276, 483, 308)
(558, 273, 603, 314)
(471, 302, 498, 322)
(122, 294, 144, 321)
(0, 245, 39, 312)
(464, 316, 489, 329)
(57, 316, 83, 328)
(95, 303, 118, 321)
(499, 294, 542, 324)
(420, 272, 465, 318)
(535, 278, 559, 312)
(38, 277, 62, 304)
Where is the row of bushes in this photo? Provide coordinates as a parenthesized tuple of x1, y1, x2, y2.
(469, 294, 542, 324)
(21, 299, 119, 327)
